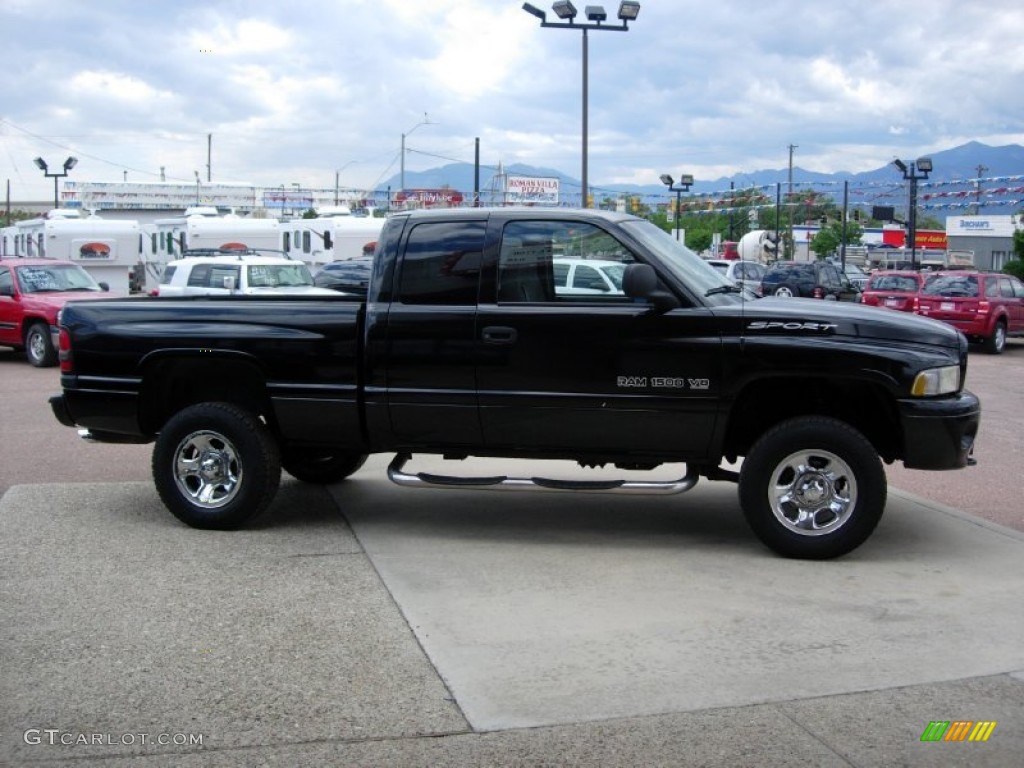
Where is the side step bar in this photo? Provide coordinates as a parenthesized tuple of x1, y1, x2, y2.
(387, 453, 700, 496)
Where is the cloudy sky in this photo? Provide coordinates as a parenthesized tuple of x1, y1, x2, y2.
(2, 0, 1023, 201)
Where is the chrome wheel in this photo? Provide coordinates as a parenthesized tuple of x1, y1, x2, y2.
(774, 285, 795, 297)
(25, 322, 56, 367)
(172, 430, 242, 508)
(768, 448, 856, 536)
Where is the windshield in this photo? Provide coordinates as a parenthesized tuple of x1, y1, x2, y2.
(15, 264, 101, 293)
(620, 220, 745, 305)
(245, 263, 316, 288)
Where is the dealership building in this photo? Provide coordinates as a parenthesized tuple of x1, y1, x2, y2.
(944, 215, 1022, 271)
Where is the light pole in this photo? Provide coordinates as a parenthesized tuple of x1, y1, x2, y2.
(33, 156, 77, 209)
(400, 113, 432, 195)
(659, 173, 693, 240)
(893, 157, 933, 270)
(522, 2, 641, 208)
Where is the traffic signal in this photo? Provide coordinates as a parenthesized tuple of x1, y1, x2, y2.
(852, 209, 861, 221)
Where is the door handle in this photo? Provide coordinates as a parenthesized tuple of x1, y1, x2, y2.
(481, 326, 518, 345)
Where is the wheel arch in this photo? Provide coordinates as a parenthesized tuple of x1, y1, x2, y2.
(138, 352, 275, 435)
(722, 375, 901, 463)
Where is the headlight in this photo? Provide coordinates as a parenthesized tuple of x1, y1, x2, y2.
(911, 365, 960, 396)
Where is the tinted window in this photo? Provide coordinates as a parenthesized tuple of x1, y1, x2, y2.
(868, 275, 919, 292)
(923, 275, 979, 297)
(160, 265, 177, 285)
(553, 262, 570, 286)
(186, 264, 211, 287)
(572, 264, 604, 290)
(398, 221, 485, 305)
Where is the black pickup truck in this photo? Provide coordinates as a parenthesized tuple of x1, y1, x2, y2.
(50, 207, 980, 559)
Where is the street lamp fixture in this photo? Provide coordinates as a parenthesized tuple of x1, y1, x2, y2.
(617, 0, 640, 19)
(553, 1, 577, 19)
(400, 112, 433, 197)
(660, 172, 694, 240)
(33, 156, 78, 209)
(521, 2, 641, 208)
(893, 156, 933, 269)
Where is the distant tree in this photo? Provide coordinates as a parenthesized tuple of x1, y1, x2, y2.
(3, 208, 36, 226)
(810, 221, 863, 259)
(1004, 223, 1024, 280)
(301, 208, 318, 219)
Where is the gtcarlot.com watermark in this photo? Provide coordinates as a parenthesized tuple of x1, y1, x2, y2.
(24, 728, 204, 747)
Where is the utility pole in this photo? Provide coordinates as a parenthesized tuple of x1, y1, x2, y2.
(787, 144, 797, 258)
(974, 164, 988, 214)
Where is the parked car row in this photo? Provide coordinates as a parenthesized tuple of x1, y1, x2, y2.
(862, 269, 1024, 353)
(703, 256, 1024, 355)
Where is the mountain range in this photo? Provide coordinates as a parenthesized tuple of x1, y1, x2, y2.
(387, 141, 1024, 202)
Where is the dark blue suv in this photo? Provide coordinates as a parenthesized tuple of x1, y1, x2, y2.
(760, 260, 860, 301)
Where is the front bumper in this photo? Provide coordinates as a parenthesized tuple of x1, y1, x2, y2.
(898, 389, 980, 470)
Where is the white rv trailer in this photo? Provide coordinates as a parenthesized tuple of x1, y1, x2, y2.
(282, 206, 384, 268)
(145, 208, 282, 262)
(0, 210, 142, 293)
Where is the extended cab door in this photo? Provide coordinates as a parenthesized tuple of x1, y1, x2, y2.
(374, 217, 488, 448)
(475, 216, 721, 460)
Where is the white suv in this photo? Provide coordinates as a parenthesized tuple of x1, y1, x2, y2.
(553, 258, 627, 296)
(155, 250, 339, 297)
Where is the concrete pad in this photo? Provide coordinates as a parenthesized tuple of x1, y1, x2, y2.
(0, 480, 466, 764)
(336, 455, 1024, 731)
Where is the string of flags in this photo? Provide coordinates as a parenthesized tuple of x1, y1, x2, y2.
(662, 175, 1024, 215)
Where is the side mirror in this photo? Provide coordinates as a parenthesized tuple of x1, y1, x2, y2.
(98, 281, 110, 292)
(223, 276, 237, 291)
(622, 263, 679, 312)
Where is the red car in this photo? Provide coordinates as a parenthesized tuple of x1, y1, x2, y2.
(0, 258, 111, 366)
(860, 270, 926, 313)
(917, 270, 1024, 354)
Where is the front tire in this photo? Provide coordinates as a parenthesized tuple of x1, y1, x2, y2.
(152, 402, 281, 529)
(738, 416, 886, 559)
(282, 450, 367, 483)
(25, 322, 57, 367)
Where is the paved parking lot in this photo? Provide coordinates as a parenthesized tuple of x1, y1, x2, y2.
(1, 341, 1023, 766)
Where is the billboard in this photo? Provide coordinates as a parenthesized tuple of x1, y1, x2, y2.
(506, 176, 559, 205)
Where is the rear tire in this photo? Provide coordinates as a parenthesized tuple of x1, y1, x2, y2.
(152, 402, 281, 529)
(984, 320, 1006, 354)
(282, 450, 367, 483)
(25, 322, 57, 367)
(738, 416, 886, 559)
(773, 285, 796, 298)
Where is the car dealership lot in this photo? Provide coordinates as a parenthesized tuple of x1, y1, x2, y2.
(1, 342, 1023, 765)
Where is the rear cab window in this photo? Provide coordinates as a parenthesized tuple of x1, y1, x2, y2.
(397, 221, 486, 305)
